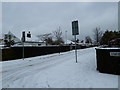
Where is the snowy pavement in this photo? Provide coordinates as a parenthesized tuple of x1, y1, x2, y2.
(1, 47, 118, 88)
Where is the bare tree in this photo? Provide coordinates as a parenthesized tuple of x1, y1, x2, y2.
(93, 27, 103, 45)
(53, 27, 62, 40)
(36, 33, 52, 45)
(53, 27, 64, 45)
(85, 36, 92, 44)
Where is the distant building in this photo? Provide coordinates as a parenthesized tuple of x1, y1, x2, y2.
(3, 31, 54, 47)
(13, 31, 45, 47)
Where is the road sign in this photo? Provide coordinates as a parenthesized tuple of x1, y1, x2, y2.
(72, 20, 79, 35)
(22, 31, 25, 60)
(71, 20, 79, 63)
(110, 52, 120, 57)
(22, 31, 25, 42)
(27, 31, 31, 38)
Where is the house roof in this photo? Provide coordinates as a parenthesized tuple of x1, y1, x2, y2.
(7, 31, 21, 42)
(26, 34, 43, 42)
(64, 40, 75, 44)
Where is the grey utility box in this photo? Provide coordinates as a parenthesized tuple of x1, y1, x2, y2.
(96, 47, 120, 75)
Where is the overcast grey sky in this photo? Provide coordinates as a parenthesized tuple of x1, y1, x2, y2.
(2, 2, 118, 40)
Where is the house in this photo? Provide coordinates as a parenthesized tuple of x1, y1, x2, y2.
(14, 32, 45, 47)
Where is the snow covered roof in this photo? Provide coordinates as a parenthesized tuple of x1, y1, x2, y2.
(26, 34, 43, 43)
(7, 31, 21, 42)
(64, 40, 75, 44)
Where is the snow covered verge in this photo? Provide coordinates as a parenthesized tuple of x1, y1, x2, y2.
(0, 47, 118, 88)
(96, 47, 120, 49)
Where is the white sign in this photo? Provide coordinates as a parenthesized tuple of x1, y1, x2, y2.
(110, 52, 120, 57)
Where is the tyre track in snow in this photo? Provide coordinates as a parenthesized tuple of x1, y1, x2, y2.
(2, 51, 72, 87)
(2, 48, 95, 88)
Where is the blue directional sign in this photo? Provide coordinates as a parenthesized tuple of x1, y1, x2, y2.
(72, 20, 79, 35)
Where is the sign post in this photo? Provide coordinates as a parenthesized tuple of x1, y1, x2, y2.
(21, 31, 31, 60)
(22, 31, 25, 60)
(72, 20, 79, 63)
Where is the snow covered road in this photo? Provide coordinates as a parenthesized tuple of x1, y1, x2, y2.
(1, 47, 118, 88)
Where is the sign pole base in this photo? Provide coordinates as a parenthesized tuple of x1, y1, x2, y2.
(74, 35, 77, 63)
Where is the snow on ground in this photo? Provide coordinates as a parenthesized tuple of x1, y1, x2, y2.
(0, 47, 118, 88)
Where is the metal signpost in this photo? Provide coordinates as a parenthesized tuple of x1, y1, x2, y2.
(22, 31, 31, 60)
(72, 20, 79, 63)
(22, 31, 25, 60)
